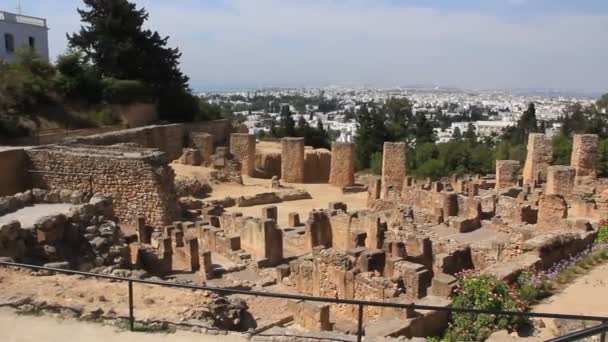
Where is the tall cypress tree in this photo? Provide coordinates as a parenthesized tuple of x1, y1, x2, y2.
(68, 0, 196, 121)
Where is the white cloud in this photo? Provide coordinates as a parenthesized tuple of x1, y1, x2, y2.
(43, 0, 608, 91)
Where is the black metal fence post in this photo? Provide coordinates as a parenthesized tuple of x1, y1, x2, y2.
(357, 304, 364, 342)
(601, 321, 607, 342)
(128, 280, 134, 331)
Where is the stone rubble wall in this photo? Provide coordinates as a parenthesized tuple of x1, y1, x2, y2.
(546, 166, 575, 196)
(304, 148, 331, 183)
(26, 145, 179, 227)
(64, 120, 232, 161)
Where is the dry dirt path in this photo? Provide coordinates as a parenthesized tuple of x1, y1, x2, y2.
(532, 262, 608, 339)
(0, 307, 246, 342)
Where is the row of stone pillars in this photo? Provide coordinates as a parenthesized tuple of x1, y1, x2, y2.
(496, 133, 600, 191)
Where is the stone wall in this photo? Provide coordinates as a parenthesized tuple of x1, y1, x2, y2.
(281, 137, 305, 183)
(239, 218, 283, 267)
(255, 151, 282, 179)
(230, 133, 256, 177)
(65, 120, 232, 161)
(26, 145, 179, 227)
(381, 142, 407, 199)
(329, 143, 356, 188)
(304, 148, 331, 183)
(571, 134, 599, 180)
(0, 148, 27, 196)
(522, 133, 553, 185)
(190, 133, 214, 165)
(495, 160, 520, 190)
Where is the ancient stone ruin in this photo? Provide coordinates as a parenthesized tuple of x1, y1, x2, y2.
(1, 128, 607, 340)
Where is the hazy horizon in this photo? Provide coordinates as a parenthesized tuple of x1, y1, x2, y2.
(12, 0, 608, 94)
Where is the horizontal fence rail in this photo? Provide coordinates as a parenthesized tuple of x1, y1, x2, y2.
(1, 261, 607, 341)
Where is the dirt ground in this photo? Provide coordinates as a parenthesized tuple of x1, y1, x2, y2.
(171, 164, 367, 228)
(0, 267, 214, 322)
(0, 307, 246, 342)
(532, 262, 608, 340)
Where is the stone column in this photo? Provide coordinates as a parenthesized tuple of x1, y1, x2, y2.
(571, 134, 599, 179)
(190, 133, 214, 165)
(230, 133, 256, 176)
(522, 133, 553, 186)
(381, 142, 408, 199)
(281, 137, 305, 183)
(546, 166, 575, 195)
(187, 237, 200, 271)
(495, 160, 520, 190)
(329, 142, 356, 187)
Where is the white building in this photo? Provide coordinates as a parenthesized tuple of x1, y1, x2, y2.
(0, 11, 49, 62)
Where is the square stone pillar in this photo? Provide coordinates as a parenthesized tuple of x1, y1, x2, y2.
(546, 166, 575, 195)
(190, 132, 214, 165)
(495, 160, 520, 190)
(381, 142, 408, 199)
(571, 134, 599, 180)
(281, 137, 305, 183)
(329, 142, 356, 187)
(230, 133, 256, 176)
(523, 133, 553, 185)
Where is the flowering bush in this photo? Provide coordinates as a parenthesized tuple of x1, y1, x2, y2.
(597, 220, 608, 244)
(443, 271, 526, 342)
(516, 271, 551, 305)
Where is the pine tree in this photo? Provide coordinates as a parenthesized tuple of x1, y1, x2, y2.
(68, 0, 195, 121)
(280, 105, 296, 137)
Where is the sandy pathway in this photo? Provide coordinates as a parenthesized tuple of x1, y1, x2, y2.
(0, 307, 245, 342)
(533, 262, 608, 339)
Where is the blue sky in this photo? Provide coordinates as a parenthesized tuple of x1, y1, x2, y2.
(9, 0, 608, 92)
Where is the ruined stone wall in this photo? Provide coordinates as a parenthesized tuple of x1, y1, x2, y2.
(240, 218, 283, 266)
(546, 166, 575, 196)
(381, 142, 407, 199)
(495, 160, 520, 190)
(255, 152, 281, 178)
(329, 143, 355, 187)
(65, 120, 232, 161)
(26, 145, 179, 227)
(571, 134, 599, 179)
(304, 148, 331, 183)
(230, 133, 256, 177)
(522, 133, 553, 185)
(190, 133, 214, 165)
(0, 148, 28, 196)
(537, 194, 568, 229)
(281, 138, 305, 183)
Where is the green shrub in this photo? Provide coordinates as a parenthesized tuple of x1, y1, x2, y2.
(370, 152, 383, 175)
(597, 222, 608, 244)
(443, 271, 526, 342)
(102, 78, 152, 105)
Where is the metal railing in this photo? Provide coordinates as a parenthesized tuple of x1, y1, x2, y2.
(0, 260, 606, 342)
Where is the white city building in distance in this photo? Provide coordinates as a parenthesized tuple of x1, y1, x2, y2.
(0, 10, 49, 62)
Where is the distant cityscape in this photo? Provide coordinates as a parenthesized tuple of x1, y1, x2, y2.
(199, 86, 600, 144)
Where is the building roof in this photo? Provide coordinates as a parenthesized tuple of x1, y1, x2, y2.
(0, 10, 47, 28)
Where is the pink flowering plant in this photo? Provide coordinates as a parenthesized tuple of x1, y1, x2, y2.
(443, 270, 526, 342)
